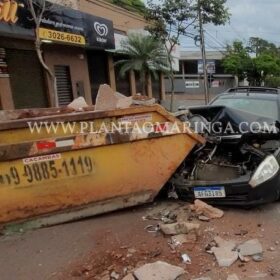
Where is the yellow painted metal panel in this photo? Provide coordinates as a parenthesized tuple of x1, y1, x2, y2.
(0, 105, 205, 225)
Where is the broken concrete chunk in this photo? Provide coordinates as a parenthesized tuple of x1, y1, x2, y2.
(191, 199, 224, 219)
(214, 236, 236, 251)
(95, 84, 133, 111)
(95, 84, 119, 111)
(111, 271, 120, 279)
(171, 233, 197, 246)
(133, 261, 185, 280)
(192, 277, 212, 280)
(67, 97, 88, 111)
(212, 247, 238, 267)
(238, 253, 250, 263)
(198, 215, 210, 222)
(122, 273, 135, 280)
(227, 274, 240, 280)
(237, 239, 263, 256)
(132, 95, 156, 106)
(160, 222, 200, 235)
(115, 92, 133, 109)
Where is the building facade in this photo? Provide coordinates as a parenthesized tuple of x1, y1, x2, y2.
(0, 0, 164, 110)
(165, 51, 236, 99)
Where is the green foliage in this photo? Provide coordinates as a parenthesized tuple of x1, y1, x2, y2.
(111, 0, 145, 13)
(222, 41, 251, 81)
(265, 76, 280, 88)
(223, 38, 280, 86)
(115, 34, 169, 95)
(248, 37, 279, 57)
(145, 0, 230, 49)
(145, 0, 193, 49)
(197, 0, 230, 25)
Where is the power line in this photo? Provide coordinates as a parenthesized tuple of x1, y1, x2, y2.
(205, 30, 227, 49)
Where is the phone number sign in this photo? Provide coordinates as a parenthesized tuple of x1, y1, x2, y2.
(39, 28, 86, 45)
(0, 154, 94, 188)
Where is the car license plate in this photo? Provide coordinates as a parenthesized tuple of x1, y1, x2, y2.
(194, 186, 226, 198)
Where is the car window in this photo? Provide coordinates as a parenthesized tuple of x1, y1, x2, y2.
(211, 97, 279, 120)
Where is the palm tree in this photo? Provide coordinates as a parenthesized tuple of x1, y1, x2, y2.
(116, 34, 170, 96)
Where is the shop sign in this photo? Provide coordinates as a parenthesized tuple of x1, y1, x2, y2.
(0, 0, 115, 49)
(185, 80, 200, 88)
(211, 80, 220, 88)
(198, 60, 216, 74)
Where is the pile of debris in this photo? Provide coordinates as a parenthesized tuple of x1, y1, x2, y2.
(205, 236, 263, 268)
(0, 84, 155, 122)
(94, 84, 155, 111)
(134, 200, 266, 280)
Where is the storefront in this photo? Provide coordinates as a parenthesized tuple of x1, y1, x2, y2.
(0, 0, 115, 109)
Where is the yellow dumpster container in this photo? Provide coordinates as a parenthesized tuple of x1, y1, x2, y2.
(0, 105, 204, 228)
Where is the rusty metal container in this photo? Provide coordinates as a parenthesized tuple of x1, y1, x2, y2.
(0, 105, 204, 229)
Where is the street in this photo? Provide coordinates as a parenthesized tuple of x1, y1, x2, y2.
(1, 199, 279, 280)
(1, 0, 280, 279)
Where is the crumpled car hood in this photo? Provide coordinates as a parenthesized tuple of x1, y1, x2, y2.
(188, 105, 278, 135)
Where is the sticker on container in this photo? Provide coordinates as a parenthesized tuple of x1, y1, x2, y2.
(119, 114, 152, 123)
(23, 154, 61, 165)
(36, 141, 56, 150)
(55, 139, 75, 148)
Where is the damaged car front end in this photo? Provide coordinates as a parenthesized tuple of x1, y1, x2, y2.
(171, 106, 280, 206)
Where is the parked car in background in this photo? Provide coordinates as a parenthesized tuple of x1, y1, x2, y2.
(171, 87, 280, 207)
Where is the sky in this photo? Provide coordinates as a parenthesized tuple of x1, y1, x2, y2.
(143, 0, 280, 50)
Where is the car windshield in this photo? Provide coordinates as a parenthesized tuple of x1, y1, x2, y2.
(211, 97, 279, 120)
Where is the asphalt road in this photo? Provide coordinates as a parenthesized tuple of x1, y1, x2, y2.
(0, 200, 280, 280)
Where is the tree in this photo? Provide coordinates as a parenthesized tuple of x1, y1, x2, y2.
(146, 0, 230, 111)
(111, 0, 145, 13)
(222, 41, 251, 84)
(223, 39, 280, 86)
(265, 76, 280, 88)
(252, 52, 280, 85)
(116, 34, 169, 96)
(145, 0, 196, 111)
(248, 37, 279, 57)
(196, 0, 230, 25)
(26, 0, 58, 106)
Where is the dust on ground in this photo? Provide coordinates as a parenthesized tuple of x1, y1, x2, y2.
(55, 200, 280, 280)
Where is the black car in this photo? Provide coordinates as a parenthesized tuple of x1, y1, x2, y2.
(171, 87, 280, 206)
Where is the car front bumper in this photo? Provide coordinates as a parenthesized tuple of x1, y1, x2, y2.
(174, 169, 280, 207)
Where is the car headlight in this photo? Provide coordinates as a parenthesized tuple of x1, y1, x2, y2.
(249, 155, 279, 188)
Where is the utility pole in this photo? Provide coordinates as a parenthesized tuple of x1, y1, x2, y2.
(198, 0, 209, 104)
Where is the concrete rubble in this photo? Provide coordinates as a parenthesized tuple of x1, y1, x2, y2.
(171, 233, 197, 246)
(160, 222, 200, 235)
(227, 274, 240, 280)
(95, 84, 133, 111)
(214, 236, 236, 251)
(133, 261, 185, 280)
(67, 96, 89, 111)
(132, 94, 156, 106)
(94, 84, 156, 111)
(122, 273, 135, 280)
(210, 236, 238, 267)
(191, 199, 224, 219)
(211, 246, 239, 267)
(237, 239, 263, 256)
(192, 278, 212, 280)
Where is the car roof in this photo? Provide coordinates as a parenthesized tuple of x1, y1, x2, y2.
(226, 86, 280, 94)
(212, 87, 280, 102)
